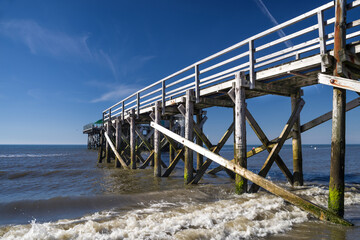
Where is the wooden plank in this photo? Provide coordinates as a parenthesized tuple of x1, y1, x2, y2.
(249, 99, 305, 193)
(150, 121, 352, 226)
(318, 73, 360, 93)
(104, 131, 129, 169)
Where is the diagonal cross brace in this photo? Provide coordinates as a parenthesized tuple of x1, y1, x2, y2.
(249, 98, 305, 193)
(190, 122, 235, 184)
(245, 108, 294, 186)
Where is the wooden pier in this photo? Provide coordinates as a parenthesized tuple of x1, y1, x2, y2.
(96, 0, 360, 225)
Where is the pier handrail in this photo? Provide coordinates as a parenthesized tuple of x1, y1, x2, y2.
(103, 0, 360, 122)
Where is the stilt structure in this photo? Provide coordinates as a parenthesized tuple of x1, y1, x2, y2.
(95, 0, 360, 226)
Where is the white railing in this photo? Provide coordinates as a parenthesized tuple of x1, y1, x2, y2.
(103, 0, 360, 122)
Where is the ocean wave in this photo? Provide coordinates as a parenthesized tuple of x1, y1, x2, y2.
(0, 154, 68, 158)
(1, 186, 359, 240)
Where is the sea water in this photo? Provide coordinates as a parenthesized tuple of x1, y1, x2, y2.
(0, 144, 359, 239)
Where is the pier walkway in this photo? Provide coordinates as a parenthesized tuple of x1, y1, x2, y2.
(96, 0, 360, 225)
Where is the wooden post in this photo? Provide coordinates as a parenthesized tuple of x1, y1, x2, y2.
(169, 117, 175, 163)
(329, 0, 346, 217)
(196, 112, 203, 170)
(234, 72, 247, 194)
(130, 109, 136, 169)
(154, 101, 161, 177)
(97, 129, 104, 163)
(292, 89, 303, 186)
(184, 89, 194, 183)
(115, 119, 122, 168)
(105, 122, 112, 163)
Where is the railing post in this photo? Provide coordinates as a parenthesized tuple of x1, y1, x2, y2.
(122, 101, 125, 122)
(137, 93, 140, 119)
(317, 9, 327, 72)
(162, 81, 166, 115)
(249, 40, 255, 89)
(108, 109, 111, 122)
(194, 64, 200, 103)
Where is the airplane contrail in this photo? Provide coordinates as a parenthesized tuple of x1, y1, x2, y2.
(253, 0, 294, 48)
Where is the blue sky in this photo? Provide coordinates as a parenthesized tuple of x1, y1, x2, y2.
(0, 0, 359, 145)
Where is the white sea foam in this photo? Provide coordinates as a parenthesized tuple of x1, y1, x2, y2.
(0, 154, 67, 158)
(1, 187, 360, 240)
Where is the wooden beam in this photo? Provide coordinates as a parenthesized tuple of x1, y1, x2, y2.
(291, 90, 303, 186)
(245, 108, 294, 186)
(234, 72, 247, 194)
(329, 0, 347, 217)
(150, 121, 352, 226)
(162, 148, 185, 177)
(196, 112, 204, 170)
(318, 73, 360, 93)
(139, 151, 154, 169)
(154, 101, 161, 177)
(190, 121, 235, 184)
(104, 131, 129, 169)
(178, 104, 213, 149)
(129, 109, 136, 169)
(249, 98, 305, 193)
(184, 89, 194, 183)
(197, 97, 234, 108)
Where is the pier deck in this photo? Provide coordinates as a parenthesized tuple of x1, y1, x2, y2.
(93, 0, 360, 226)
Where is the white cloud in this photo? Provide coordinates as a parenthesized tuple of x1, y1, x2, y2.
(90, 84, 140, 103)
(253, 0, 293, 48)
(0, 19, 92, 58)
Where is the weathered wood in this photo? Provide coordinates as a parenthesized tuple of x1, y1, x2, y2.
(154, 101, 161, 177)
(151, 121, 352, 226)
(195, 64, 200, 103)
(169, 117, 175, 163)
(196, 113, 204, 170)
(197, 97, 234, 108)
(318, 9, 327, 72)
(105, 122, 112, 163)
(249, 98, 305, 193)
(301, 97, 360, 132)
(291, 90, 303, 186)
(97, 129, 104, 163)
(245, 108, 294, 185)
(104, 131, 129, 169)
(318, 73, 360, 93)
(329, 0, 347, 217)
(178, 104, 213, 149)
(115, 119, 122, 153)
(162, 148, 185, 177)
(130, 109, 136, 169)
(139, 151, 154, 169)
(190, 121, 235, 184)
(184, 89, 194, 183)
(234, 72, 247, 194)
